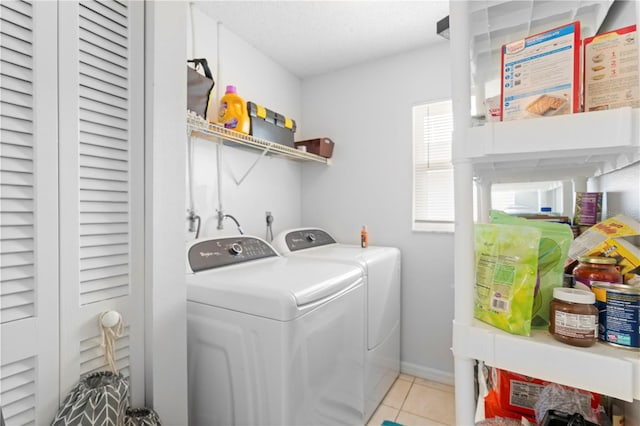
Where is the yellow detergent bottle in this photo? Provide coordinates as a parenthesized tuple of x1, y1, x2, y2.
(218, 85, 250, 134)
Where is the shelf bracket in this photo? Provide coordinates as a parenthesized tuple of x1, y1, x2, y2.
(224, 143, 273, 186)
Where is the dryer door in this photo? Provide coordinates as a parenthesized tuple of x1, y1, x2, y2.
(361, 248, 401, 350)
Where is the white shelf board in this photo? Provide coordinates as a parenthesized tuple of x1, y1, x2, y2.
(464, 107, 640, 183)
(453, 319, 640, 402)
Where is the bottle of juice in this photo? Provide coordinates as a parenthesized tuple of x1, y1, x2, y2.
(218, 85, 250, 134)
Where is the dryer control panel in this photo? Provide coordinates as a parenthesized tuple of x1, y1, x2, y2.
(285, 229, 336, 251)
(188, 236, 277, 272)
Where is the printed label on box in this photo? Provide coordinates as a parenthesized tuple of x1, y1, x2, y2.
(501, 22, 580, 121)
(584, 25, 638, 112)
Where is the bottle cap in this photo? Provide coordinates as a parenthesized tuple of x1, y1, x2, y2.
(553, 287, 595, 304)
(578, 256, 617, 265)
(226, 85, 237, 94)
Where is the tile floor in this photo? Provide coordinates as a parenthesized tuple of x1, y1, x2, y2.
(367, 373, 456, 426)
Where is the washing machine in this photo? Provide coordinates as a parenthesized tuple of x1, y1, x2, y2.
(272, 228, 401, 421)
(186, 236, 365, 426)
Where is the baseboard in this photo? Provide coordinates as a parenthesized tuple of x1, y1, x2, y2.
(400, 361, 454, 386)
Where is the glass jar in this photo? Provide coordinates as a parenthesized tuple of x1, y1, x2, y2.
(549, 288, 598, 347)
(573, 256, 621, 291)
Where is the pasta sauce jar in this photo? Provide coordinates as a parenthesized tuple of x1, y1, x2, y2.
(573, 256, 621, 291)
(549, 288, 598, 347)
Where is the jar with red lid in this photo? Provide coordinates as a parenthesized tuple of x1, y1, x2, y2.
(573, 256, 622, 291)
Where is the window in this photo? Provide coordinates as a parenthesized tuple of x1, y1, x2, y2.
(491, 181, 565, 214)
(412, 100, 454, 232)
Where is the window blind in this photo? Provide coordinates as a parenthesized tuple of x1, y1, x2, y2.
(413, 100, 454, 229)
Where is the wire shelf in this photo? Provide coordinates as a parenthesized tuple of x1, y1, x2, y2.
(187, 112, 330, 164)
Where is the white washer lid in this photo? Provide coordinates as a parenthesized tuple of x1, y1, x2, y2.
(187, 256, 362, 321)
(285, 243, 394, 267)
(272, 228, 398, 268)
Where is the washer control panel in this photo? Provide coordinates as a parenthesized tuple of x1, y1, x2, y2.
(188, 236, 277, 272)
(285, 229, 336, 251)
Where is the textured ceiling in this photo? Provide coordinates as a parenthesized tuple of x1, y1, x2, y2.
(192, 1, 451, 79)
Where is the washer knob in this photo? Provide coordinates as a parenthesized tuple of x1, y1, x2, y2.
(229, 242, 243, 255)
(306, 233, 316, 242)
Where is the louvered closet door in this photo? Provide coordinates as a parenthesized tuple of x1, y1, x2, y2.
(58, 0, 144, 405)
(1, 1, 60, 424)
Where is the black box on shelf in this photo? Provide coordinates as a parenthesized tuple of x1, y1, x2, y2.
(247, 102, 296, 148)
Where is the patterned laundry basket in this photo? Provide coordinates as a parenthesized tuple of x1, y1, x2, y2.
(124, 408, 162, 426)
(51, 371, 129, 426)
(52, 372, 162, 426)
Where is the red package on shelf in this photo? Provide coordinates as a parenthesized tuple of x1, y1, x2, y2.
(484, 388, 536, 423)
(494, 368, 601, 418)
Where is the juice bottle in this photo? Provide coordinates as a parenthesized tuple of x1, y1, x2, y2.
(218, 85, 250, 134)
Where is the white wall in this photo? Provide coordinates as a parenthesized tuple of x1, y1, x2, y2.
(187, 6, 304, 241)
(596, 164, 640, 221)
(184, 6, 302, 241)
(187, 5, 456, 383)
(182, 0, 640, 388)
(301, 42, 455, 381)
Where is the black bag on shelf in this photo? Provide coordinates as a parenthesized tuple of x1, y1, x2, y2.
(187, 58, 215, 119)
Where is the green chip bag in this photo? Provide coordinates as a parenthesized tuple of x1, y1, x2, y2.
(474, 223, 541, 336)
(490, 210, 573, 329)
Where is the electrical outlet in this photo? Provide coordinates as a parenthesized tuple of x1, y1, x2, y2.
(265, 211, 273, 224)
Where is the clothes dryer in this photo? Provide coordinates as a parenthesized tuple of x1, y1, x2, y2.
(272, 228, 401, 421)
(186, 236, 365, 426)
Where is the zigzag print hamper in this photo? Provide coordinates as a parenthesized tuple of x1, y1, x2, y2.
(52, 371, 129, 426)
(124, 408, 162, 426)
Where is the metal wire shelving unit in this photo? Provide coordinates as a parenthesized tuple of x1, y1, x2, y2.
(187, 112, 330, 165)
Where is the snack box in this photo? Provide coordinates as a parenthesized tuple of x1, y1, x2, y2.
(501, 22, 581, 121)
(584, 25, 638, 112)
(565, 215, 640, 284)
(247, 101, 296, 148)
(573, 192, 603, 226)
(493, 369, 600, 418)
(568, 237, 640, 285)
(294, 138, 334, 158)
(568, 214, 640, 258)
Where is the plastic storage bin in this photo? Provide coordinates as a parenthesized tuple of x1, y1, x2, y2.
(247, 102, 296, 147)
(295, 138, 334, 158)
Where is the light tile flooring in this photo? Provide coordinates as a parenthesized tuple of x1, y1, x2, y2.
(367, 374, 456, 426)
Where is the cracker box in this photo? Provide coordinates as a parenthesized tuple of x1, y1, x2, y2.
(584, 25, 638, 112)
(566, 215, 640, 285)
(501, 22, 581, 121)
(589, 237, 640, 285)
(568, 215, 640, 257)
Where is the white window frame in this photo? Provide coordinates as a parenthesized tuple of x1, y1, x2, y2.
(412, 99, 455, 233)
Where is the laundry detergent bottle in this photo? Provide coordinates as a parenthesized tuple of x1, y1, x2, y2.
(218, 85, 250, 134)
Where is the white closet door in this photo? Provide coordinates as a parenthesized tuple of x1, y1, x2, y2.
(1, 1, 59, 424)
(58, 0, 144, 405)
